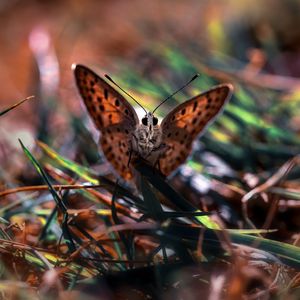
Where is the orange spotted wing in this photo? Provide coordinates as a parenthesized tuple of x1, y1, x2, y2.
(159, 84, 233, 176)
(74, 64, 139, 179)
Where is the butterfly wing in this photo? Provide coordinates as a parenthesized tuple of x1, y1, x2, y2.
(74, 64, 139, 179)
(159, 84, 233, 176)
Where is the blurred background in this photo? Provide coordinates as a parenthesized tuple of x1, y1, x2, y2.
(1, 1, 300, 298)
(1, 0, 300, 131)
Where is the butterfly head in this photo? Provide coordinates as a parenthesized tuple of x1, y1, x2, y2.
(141, 112, 159, 130)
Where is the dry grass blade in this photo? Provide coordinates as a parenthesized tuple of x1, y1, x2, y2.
(242, 155, 300, 230)
(242, 155, 300, 203)
(0, 184, 103, 198)
(0, 96, 34, 117)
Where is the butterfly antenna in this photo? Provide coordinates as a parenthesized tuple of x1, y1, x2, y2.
(105, 74, 147, 114)
(152, 74, 200, 114)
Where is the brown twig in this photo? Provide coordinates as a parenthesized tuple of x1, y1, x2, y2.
(0, 184, 103, 198)
(241, 155, 300, 229)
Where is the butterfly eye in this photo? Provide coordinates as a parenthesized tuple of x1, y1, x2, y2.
(142, 118, 148, 126)
(153, 117, 158, 125)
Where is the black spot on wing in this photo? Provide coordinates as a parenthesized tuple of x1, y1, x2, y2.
(104, 89, 108, 99)
(193, 101, 198, 111)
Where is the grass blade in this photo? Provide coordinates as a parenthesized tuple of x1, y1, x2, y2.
(0, 96, 34, 117)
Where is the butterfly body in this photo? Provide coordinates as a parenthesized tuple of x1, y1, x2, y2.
(132, 112, 163, 159)
(74, 64, 233, 180)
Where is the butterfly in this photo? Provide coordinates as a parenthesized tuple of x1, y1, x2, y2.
(74, 64, 233, 180)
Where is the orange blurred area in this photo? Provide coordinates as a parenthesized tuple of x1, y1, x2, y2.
(0, 0, 299, 104)
(0, 0, 213, 101)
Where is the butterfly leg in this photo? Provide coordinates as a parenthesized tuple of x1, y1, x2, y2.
(127, 139, 134, 167)
(127, 149, 132, 167)
(151, 143, 169, 174)
(128, 133, 139, 167)
(156, 159, 162, 174)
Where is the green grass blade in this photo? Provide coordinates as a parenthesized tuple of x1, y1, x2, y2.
(19, 139, 76, 253)
(37, 141, 98, 184)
